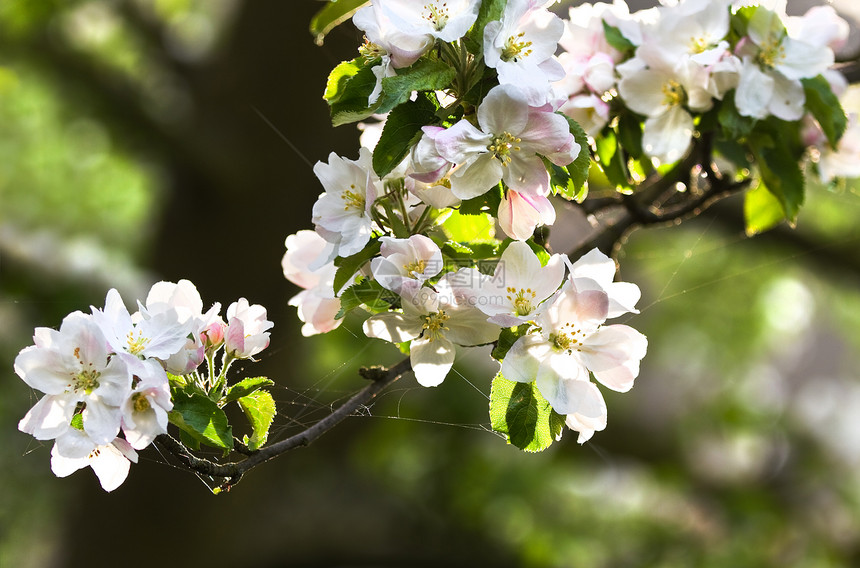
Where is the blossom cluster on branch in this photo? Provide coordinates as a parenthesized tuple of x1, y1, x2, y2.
(13, 0, 860, 491)
(15, 281, 274, 490)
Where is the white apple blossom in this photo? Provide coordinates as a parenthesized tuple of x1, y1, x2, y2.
(51, 431, 138, 492)
(370, 235, 443, 294)
(734, 6, 834, 121)
(379, 0, 481, 43)
(483, 0, 565, 106)
(455, 240, 565, 327)
(566, 248, 641, 319)
(141, 279, 221, 375)
(91, 288, 191, 364)
(363, 273, 500, 386)
(225, 298, 273, 360)
(120, 358, 173, 450)
(283, 230, 346, 337)
(501, 280, 647, 443)
(497, 189, 557, 241)
(433, 84, 578, 199)
(617, 45, 715, 162)
(312, 148, 380, 262)
(16, 312, 131, 445)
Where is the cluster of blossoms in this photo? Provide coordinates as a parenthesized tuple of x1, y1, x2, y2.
(556, 0, 852, 164)
(284, 0, 652, 449)
(284, 0, 859, 449)
(15, 280, 272, 490)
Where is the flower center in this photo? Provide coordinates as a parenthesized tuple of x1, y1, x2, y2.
(422, 310, 450, 341)
(132, 392, 151, 413)
(661, 79, 686, 108)
(423, 2, 449, 31)
(488, 131, 521, 166)
(506, 286, 536, 316)
(548, 322, 585, 354)
(126, 329, 151, 356)
(689, 36, 709, 54)
(756, 37, 785, 70)
(342, 184, 366, 213)
(501, 32, 533, 62)
(73, 369, 101, 394)
(403, 259, 427, 278)
(359, 38, 386, 59)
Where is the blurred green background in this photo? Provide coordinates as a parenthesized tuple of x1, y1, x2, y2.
(3, 1, 860, 567)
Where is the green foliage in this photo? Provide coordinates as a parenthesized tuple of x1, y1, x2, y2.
(595, 128, 630, 190)
(490, 374, 565, 452)
(491, 325, 526, 361)
(324, 58, 379, 126)
(238, 390, 276, 451)
(458, 183, 503, 215)
(750, 125, 805, 222)
(442, 209, 496, 243)
(373, 93, 438, 178)
(223, 377, 275, 405)
(337, 276, 397, 319)
(309, 0, 369, 46)
(601, 21, 635, 54)
(333, 238, 382, 294)
(376, 59, 457, 115)
(169, 391, 234, 454)
(718, 91, 756, 141)
(464, 0, 507, 55)
(744, 180, 786, 235)
(802, 75, 847, 148)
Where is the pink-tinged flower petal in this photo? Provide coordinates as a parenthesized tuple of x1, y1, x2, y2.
(363, 313, 422, 343)
(478, 84, 531, 136)
(504, 153, 551, 194)
(449, 153, 504, 200)
(410, 336, 456, 387)
(501, 333, 552, 384)
(498, 190, 556, 241)
(535, 358, 592, 414)
(434, 120, 492, 164)
(580, 324, 648, 392)
(520, 109, 577, 167)
(18, 395, 76, 440)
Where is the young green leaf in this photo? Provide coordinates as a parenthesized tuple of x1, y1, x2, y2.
(490, 374, 565, 452)
(310, 0, 369, 46)
(803, 74, 847, 148)
(442, 209, 496, 243)
(336, 277, 397, 319)
(325, 60, 380, 127)
(372, 93, 438, 178)
(744, 180, 786, 235)
(333, 238, 381, 294)
(238, 390, 276, 451)
(602, 20, 635, 53)
(223, 377, 275, 405)
(718, 91, 756, 141)
(169, 391, 234, 454)
(376, 59, 457, 114)
(751, 134, 804, 222)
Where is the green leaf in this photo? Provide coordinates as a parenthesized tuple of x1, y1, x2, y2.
(718, 91, 756, 140)
(595, 128, 629, 189)
(602, 21, 635, 53)
(333, 238, 381, 294)
(457, 182, 503, 215)
(238, 390, 276, 452)
(169, 392, 234, 453)
(555, 114, 591, 199)
(491, 326, 527, 361)
(464, 0, 507, 55)
(490, 374, 565, 452)
(751, 135, 805, 222)
(373, 93, 438, 178)
(376, 59, 457, 115)
(337, 277, 397, 319)
(802, 75, 847, 148)
(441, 240, 498, 260)
(730, 5, 756, 39)
(617, 112, 643, 160)
(325, 59, 380, 127)
(70, 412, 84, 431)
(223, 377, 275, 405)
(744, 180, 786, 235)
(443, 209, 496, 243)
(310, 0, 369, 46)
